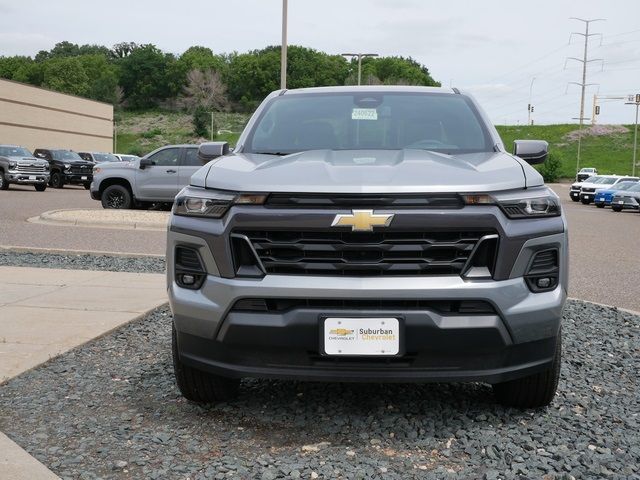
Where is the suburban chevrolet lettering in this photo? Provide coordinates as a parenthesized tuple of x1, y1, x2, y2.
(168, 86, 567, 408)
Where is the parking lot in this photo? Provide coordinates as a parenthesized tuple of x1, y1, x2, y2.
(1, 181, 638, 312)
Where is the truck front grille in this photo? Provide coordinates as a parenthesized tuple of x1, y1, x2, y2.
(70, 165, 92, 175)
(233, 230, 496, 277)
(16, 164, 46, 173)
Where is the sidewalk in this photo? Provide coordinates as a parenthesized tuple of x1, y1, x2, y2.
(0, 266, 167, 479)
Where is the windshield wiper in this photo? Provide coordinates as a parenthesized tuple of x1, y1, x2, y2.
(252, 151, 290, 156)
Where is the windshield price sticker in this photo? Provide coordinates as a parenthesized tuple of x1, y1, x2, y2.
(352, 108, 378, 121)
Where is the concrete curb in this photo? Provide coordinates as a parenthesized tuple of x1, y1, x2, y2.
(568, 296, 640, 317)
(0, 245, 164, 258)
(27, 208, 169, 232)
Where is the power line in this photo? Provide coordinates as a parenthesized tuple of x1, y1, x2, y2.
(566, 17, 605, 174)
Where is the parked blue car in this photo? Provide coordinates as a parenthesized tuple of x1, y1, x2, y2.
(594, 180, 639, 207)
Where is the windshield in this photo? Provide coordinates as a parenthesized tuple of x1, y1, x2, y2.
(244, 92, 493, 155)
(93, 153, 119, 163)
(581, 168, 595, 173)
(52, 150, 83, 161)
(0, 146, 32, 157)
(613, 182, 637, 191)
(628, 184, 640, 192)
(598, 178, 617, 185)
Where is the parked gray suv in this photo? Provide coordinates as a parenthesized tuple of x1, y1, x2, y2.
(90, 144, 201, 209)
(168, 86, 568, 408)
(0, 145, 50, 191)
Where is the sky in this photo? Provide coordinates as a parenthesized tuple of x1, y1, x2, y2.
(1, 0, 639, 125)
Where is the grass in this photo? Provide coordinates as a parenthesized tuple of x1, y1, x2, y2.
(114, 111, 638, 179)
(496, 124, 639, 179)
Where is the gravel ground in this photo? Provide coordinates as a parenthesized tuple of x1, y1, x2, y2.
(0, 301, 638, 479)
(0, 251, 165, 273)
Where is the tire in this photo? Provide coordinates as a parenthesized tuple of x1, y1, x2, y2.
(596, 203, 605, 208)
(612, 206, 622, 212)
(580, 198, 590, 205)
(172, 326, 240, 403)
(0, 171, 8, 190)
(101, 184, 132, 209)
(493, 332, 561, 408)
(34, 184, 47, 192)
(50, 171, 64, 189)
(83, 182, 91, 190)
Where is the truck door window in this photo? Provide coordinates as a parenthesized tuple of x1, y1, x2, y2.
(149, 148, 179, 166)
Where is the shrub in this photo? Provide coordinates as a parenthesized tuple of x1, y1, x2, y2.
(193, 106, 213, 138)
(537, 151, 562, 182)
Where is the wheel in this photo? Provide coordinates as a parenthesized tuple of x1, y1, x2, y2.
(596, 203, 605, 208)
(83, 182, 91, 190)
(493, 332, 561, 408)
(50, 171, 64, 189)
(101, 184, 132, 209)
(580, 198, 590, 205)
(0, 171, 8, 190)
(570, 197, 579, 202)
(612, 206, 622, 212)
(172, 326, 240, 403)
(34, 184, 47, 192)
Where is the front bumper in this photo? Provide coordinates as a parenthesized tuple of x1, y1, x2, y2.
(64, 173, 92, 184)
(569, 189, 581, 200)
(580, 192, 595, 202)
(6, 171, 49, 184)
(168, 205, 568, 384)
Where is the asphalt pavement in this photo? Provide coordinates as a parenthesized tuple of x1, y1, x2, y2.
(1, 182, 639, 312)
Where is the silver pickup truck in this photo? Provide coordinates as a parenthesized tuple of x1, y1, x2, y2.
(90, 144, 200, 209)
(167, 86, 568, 409)
(0, 145, 50, 191)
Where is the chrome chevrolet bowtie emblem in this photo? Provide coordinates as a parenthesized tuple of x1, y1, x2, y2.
(331, 210, 394, 232)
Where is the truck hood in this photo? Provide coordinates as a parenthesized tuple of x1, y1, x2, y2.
(196, 149, 542, 193)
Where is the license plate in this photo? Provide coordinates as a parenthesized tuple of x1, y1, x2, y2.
(81, 176, 88, 180)
(618, 200, 624, 204)
(28, 175, 36, 180)
(323, 317, 399, 356)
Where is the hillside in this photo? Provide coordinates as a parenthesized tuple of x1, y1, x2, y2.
(115, 112, 638, 179)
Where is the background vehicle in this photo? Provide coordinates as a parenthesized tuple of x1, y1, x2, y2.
(90, 144, 200, 209)
(579, 176, 637, 204)
(594, 180, 639, 207)
(0, 144, 49, 191)
(570, 176, 601, 201)
(114, 154, 141, 162)
(33, 148, 93, 189)
(168, 86, 567, 409)
(576, 167, 597, 182)
(78, 152, 120, 164)
(611, 183, 640, 212)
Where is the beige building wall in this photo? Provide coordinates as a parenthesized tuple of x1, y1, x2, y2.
(0, 79, 113, 153)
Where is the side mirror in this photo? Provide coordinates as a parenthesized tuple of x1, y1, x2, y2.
(513, 140, 548, 165)
(199, 141, 229, 163)
(139, 158, 153, 169)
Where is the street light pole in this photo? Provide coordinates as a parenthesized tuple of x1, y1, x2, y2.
(280, 0, 288, 90)
(528, 77, 536, 126)
(341, 53, 379, 85)
(627, 94, 640, 177)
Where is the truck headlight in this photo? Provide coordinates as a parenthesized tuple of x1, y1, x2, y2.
(463, 188, 561, 219)
(173, 187, 266, 218)
(8, 161, 17, 169)
(64, 164, 71, 170)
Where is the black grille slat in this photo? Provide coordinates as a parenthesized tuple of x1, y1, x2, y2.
(236, 229, 494, 277)
(175, 247, 204, 271)
(16, 164, 47, 172)
(232, 298, 497, 315)
(529, 250, 558, 274)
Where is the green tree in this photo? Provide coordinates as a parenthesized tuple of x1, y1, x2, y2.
(77, 54, 120, 103)
(0, 56, 33, 80)
(35, 41, 81, 62)
(192, 106, 211, 138)
(178, 46, 226, 73)
(118, 44, 177, 109)
(353, 56, 440, 86)
(41, 57, 89, 96)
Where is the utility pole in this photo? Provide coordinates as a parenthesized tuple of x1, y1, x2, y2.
(626, 94, 640, 177)
(566, 17, 605, 174)
(592, 94, 598, 125)
(528, 77, 536, 126)
(341, 53, 379, 85)
(280, 0, 288, 90)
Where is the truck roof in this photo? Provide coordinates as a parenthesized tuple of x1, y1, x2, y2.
(280, 85, 457, 96)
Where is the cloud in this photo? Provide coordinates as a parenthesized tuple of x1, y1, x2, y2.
(0, 32, 55, 56)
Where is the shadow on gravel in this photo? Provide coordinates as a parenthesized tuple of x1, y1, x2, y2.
(0, 301, 638, 479)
